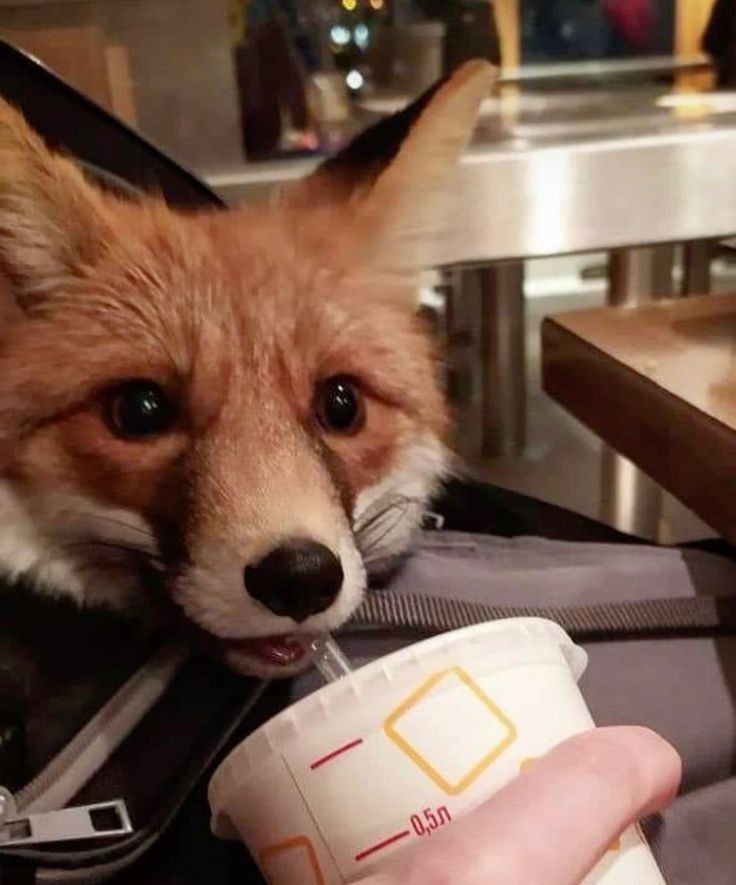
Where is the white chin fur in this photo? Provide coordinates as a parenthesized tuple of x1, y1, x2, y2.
(353, 434, 449, 571)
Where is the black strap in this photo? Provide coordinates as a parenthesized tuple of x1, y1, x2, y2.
(343, 592, 736, 641)
(0, 40, 223, 210)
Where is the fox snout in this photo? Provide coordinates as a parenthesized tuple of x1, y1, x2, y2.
(245, 539, 343, 623)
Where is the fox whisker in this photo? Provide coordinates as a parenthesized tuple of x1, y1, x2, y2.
(57, 512, 157, 542)
(61, 539, 164, 568)
(355, 495, 422, 562)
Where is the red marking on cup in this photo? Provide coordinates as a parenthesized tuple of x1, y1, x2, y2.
(355, 829, 411, 862)
(310, 738, 364, 770)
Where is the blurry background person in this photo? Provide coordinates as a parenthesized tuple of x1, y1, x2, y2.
(233, 0, 314, 159)
(603, 0, 658, 55)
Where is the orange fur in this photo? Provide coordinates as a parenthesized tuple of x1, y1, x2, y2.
(0, 61, 493, 672)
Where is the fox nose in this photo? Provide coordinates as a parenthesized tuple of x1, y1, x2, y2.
(244, 539, 343, 623)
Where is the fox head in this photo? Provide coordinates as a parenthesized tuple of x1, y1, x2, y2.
(0, 61, 493, 674)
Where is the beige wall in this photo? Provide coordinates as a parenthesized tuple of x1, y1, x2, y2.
(0, 0, 244, 172)
(103, 0, 243, 170)
(0, 2, 113, 108)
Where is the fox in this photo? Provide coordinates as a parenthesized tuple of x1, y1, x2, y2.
(0, 61, 493, 675)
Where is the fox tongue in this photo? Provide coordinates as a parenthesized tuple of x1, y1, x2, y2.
(255, 636, 306, 666)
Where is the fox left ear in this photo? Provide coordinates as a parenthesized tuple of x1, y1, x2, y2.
(0, 100, 112, 307)
(287, 60, 495, 271)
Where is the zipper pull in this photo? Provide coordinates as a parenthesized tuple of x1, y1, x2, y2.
(0, 788, 132, 847)
(421, 511, 445, 531)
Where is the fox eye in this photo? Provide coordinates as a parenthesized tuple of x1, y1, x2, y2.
(314, 376, 365, 435)
(104, 380, 177, 439)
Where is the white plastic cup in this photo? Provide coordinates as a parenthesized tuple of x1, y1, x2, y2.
(209, 619, 666, 884)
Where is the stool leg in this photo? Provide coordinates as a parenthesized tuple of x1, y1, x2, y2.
(478, 262, 526, 458)
(600, 449, 664, 539)
(600, 246, 675, 539)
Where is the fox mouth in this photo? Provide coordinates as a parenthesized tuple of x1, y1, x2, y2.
(54, 517, 370, 678)
(221, 633, 319, 675)
(227, 634, 311, 666)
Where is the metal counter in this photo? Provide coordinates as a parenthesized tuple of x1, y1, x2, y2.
(205, 89, 736, 264)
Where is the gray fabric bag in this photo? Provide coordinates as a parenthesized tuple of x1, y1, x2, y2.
(291, 530, 736, 884)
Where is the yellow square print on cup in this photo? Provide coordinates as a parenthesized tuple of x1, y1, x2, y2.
(384, 666, 517, 795)
(260, 836, 325, 885)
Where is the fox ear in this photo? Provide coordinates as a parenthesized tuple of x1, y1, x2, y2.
(289, 60, 495, 271)
(0, 100, 111, 305)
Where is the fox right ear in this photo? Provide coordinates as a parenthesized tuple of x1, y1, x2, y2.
(286, 60, 495, 272)
(0, 100, 112, 307)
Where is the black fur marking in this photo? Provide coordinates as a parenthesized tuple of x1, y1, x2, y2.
(315, 75, 448, 194)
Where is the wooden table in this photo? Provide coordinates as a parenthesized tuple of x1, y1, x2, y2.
(542, 293, 736, 543)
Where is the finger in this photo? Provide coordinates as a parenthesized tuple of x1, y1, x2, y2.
(357, 726, 681, 885)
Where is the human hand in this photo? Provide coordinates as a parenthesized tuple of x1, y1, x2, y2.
(355, 726, 680, 885)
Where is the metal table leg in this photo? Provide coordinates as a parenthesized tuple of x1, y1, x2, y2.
(442, 267, 483, 459)
(479, 262, 526, 458)
(682, 239, 713, 295)
(601, 245, 675, 539)
(608, 244, 675, 308)
(445, 263, 526, 460)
